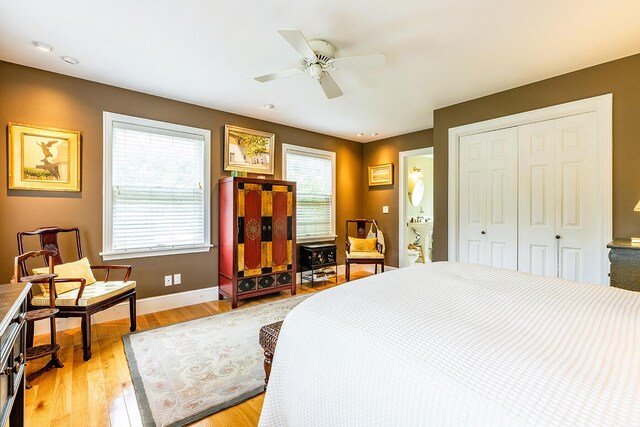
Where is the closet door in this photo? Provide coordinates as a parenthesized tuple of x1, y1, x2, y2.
(554, 112, 598, 282)
(459, 133, 487, 265)
(518, 112, 599, 283)
(518, 121, 557, 277)
(459, 129, 518, 269)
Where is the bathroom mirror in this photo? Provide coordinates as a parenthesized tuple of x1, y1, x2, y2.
(409, 179, 424, 207)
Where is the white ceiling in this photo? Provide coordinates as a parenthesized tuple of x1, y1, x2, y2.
(1, 0, 639, 142)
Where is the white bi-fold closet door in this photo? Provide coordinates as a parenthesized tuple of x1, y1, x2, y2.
(458, 112, 601, 284)
(459, 128, 518, 269)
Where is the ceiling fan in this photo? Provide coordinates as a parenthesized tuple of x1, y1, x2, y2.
(254, 29, 386, 99)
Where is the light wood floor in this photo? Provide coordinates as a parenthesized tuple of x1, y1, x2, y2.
(27, 271, 370, 427)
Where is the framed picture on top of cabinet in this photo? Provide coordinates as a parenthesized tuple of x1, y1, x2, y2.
(224, 124, 275, 175)
(368, 163, 393, 186)
(7, 122, 81, 191)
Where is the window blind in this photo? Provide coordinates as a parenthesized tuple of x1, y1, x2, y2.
(110, 122, 206, 253)
(285, 150, 334, 239)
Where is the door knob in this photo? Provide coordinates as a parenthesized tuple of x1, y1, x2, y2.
(555, 235, 561, 239)
(481, 231, 486, 235)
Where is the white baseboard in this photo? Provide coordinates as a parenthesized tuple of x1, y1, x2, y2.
(34, 286, 219, 336)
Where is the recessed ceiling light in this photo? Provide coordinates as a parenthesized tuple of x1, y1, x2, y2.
(356, 132, 364, 137)
(32, 41, 54, 52)
(263, 103, 275, 109)
(61, 56, 80, 65)
(370, 133, 378, 136)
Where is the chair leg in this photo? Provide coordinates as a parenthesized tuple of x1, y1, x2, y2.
(49, 317, 63, 368)
(263, 350, 274, 391)
(375, 264, 378, 274)
(129, 294, 137, 332)
(381, 262, 384, 273)
(26, 320, 34, 349)
(81, 314, 92, 361)
(346, 262, 351, 282)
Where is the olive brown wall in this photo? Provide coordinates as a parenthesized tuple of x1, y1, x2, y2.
(0, 61, 363, 298)
(431, 53, 640, 262)
(362, 129, 433, 267)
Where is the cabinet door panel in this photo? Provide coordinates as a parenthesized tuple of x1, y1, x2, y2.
(242, 188, 263, 271)
(272, 190, 289, 269)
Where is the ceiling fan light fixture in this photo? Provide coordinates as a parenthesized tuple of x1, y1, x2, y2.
(356, 132, 364, 137)
(32, 41, 54, 52)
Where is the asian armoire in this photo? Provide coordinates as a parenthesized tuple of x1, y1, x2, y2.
(218, 177, 296, 308)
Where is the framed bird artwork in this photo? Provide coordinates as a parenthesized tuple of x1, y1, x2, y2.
(7, 122, 81, 191)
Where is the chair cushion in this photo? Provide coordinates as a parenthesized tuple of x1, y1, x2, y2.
(346, 251, 385, 259)
(31, 280, 136, 307)
(32, 257, 97, 294)
(348, 237, 378, 252)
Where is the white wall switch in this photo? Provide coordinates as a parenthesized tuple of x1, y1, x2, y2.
(164, 275, 172, 286)
(173, 273, 182, 285)
(382, 206, 389, 214)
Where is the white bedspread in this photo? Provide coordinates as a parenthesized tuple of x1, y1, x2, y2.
(259, 262, 640, 426)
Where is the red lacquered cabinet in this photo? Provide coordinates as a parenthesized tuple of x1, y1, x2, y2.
(218, 177, 297, 308)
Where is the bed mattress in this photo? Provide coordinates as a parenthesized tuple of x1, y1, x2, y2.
(259, 262, 640, 426)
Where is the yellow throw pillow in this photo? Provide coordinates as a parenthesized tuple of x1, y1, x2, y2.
(349, 237, 378, 252)
(33, 257, 97, 295)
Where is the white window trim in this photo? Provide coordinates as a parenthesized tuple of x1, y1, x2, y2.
(101, 111, 212, 260)
(282, 143, 337, 243)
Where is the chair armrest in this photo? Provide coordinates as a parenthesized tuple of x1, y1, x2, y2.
(345, 242, 351, 254)
(90, 264, 132, 281)
(19, 273, 58, 283)
(51, 277, 87, 305)
(376, 242, 383, 253)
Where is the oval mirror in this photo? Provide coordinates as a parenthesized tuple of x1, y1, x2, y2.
(410, 179, 424, 207)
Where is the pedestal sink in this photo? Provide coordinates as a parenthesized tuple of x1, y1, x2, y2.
(410, 221, 433, 262)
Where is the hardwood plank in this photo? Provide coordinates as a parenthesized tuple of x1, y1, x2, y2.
(25, 271, 370, 427)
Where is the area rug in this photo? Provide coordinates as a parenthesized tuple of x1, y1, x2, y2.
(123, 294, 311, 427)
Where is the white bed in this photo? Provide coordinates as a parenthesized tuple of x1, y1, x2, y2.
(259, 262, 640, 426)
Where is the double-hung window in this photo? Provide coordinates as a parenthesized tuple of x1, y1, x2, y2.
(282, 144, 336, 242)
(102, 112, 211, 260)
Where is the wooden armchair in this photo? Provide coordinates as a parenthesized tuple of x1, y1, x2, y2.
(345, 219, 384, 281)
(12, 250, 64, 388)
(17, 226, 137, 361)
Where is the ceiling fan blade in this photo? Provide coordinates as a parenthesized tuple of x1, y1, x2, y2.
(277, 29, 317, 62)
(254, 67, 304, 83)
(318, 73, 343, 99)
(329, 53, 386, 70)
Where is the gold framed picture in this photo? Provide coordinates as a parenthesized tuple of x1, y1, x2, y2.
(368, 163, 394, 186)
(224, 124, 275, 175)
(8, 122, 81, 191)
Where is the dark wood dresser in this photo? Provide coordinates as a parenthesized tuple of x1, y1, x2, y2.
(218, 177, 297, 308)
(0, 282, 30, 427)
(607, 239, 640, 292)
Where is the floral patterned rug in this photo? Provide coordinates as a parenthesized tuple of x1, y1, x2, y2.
(123, 294, 311, 427)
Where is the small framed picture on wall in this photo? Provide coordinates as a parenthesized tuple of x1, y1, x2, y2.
(368, 163, 393, 186)
(7, 122, 81, 191)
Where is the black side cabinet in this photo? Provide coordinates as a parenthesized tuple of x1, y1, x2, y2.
(300, 244, 337, 286)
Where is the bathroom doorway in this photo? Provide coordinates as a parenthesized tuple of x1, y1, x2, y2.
(398, 147, 434, 267)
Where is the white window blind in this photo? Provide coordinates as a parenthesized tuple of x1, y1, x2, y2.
(102, 113, 211, 260)
(283, 144, 336, 241)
